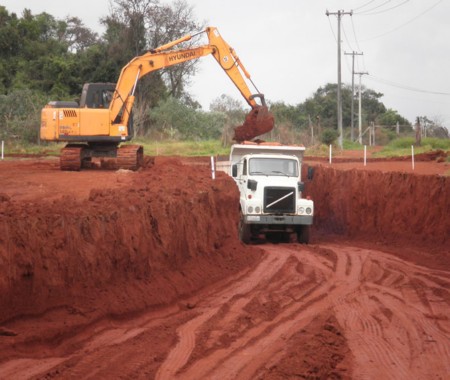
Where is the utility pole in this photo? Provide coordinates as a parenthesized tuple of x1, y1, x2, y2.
(326, 9, 353, 149)
(355, 71, 368, 144)
(344, 51, 363, 141)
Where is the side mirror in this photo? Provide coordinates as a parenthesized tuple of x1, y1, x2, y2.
(232, 164, 238, 177)
(298, 182, 305, 193)
(307, 166, 314, 181)
(247, 179, 258, 191)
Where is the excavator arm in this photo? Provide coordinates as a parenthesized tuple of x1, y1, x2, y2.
(110, 26, 274, 141)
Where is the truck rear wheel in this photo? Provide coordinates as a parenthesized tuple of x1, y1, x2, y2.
(297, 225, 310, 244)
(238, 214, 251, 244)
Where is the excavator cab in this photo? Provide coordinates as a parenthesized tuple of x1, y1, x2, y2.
(79, 83, 116, 109)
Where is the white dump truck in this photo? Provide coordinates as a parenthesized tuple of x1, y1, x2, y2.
(230, 142, 314, 244)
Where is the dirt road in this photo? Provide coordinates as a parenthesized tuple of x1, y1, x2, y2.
(1, 241, 448, 379)
(0, 154, 448, 379)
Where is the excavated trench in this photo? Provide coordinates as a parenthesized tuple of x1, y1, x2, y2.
(304, 164, 449, 268)
(0, 155, 448, 337)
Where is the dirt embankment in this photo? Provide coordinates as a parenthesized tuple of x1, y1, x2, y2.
(0, 157, 261, 325)
(0, 155, 449, 379)
(304, 164, 449, 268)
(1, 157, 448, 327)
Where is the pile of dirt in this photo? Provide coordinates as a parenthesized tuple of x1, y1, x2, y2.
(0, 157, 261, 326)
(256, 312, 353, 379)
(233, 106, 274, 142)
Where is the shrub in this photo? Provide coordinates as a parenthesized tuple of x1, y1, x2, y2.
(321, 128, 339, 145)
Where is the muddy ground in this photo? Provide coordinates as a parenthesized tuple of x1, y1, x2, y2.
(0, 151, 449, 379)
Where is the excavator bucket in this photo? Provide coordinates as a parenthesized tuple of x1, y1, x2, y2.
(233, 105, 274, 142)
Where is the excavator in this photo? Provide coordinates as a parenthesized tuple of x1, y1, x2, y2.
(40, 26, 274, 171)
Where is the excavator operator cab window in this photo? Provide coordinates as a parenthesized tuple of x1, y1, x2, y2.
(102, 90, 113, 108)
(91, 90, 113, 108)
(80, 83, 116, 109)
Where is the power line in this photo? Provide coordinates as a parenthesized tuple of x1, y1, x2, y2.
(349, 17, 366, 72)
(356, 0, 393, 14)
(366, 75, 450, 96)
(341, 21, 354, 52)
(327, 15, 337, 42)
(350, 17, 362, 52)
(357, 0, 410, 16)
(360, 0, 444, 41)
(354, 0, 378, 11)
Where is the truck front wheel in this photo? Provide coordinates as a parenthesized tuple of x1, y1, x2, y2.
(239, 214, 251, 244)
(297, 225, 310, 244)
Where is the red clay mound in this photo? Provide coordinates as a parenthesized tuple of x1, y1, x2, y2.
(0, 157, 262, 324)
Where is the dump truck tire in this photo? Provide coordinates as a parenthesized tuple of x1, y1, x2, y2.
(239, 214, 251, 244)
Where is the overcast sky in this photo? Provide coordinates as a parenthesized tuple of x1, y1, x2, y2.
(2, 0, 450, 127)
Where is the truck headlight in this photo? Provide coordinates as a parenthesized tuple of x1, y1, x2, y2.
(255, 206, 261, 213)
(306, 207, 312, 215)
(248, 206, 253, 213)
(298, 207, 305, 214)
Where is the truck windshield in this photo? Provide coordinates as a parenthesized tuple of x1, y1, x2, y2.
(249, 158, 298, 177)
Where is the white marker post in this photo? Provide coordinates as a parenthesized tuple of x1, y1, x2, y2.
(1, 141, 4, 160)
(364, 145, 367, 166)
(329, 144, 332, 164)
(411, 145, 415, 170)
(210, 156, 216, 179)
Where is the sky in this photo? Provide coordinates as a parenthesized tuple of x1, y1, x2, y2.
(2, 0, 450, 127)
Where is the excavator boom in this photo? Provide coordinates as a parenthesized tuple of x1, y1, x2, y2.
(40, 26, 273, 170)
(109, 26, 273, 142)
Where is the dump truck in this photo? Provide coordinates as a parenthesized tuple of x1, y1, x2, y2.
(40, 26, 274, 170)
(230, 142, 314, 243)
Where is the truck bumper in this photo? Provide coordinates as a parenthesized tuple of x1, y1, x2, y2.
(244, 215, 313, 225)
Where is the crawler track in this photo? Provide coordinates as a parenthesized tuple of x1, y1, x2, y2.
(59, 144, 144, 171)
(116, 144, 144, 171)
(60, 146, 83, 171)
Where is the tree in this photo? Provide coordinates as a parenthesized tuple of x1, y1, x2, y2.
(210, 94, 245, 145)
(148, 96, 225, 140)
(146, 0, 205, 98)
(377, 108, 409, 126)
(417, 116, 449, 139)
(321, 128, 339, 145)
(61, 17, 98, 53)
(102, 0, 204, 134)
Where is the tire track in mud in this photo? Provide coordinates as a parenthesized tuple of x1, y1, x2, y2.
(157, 243, 450, 379)
(325, 244, 450, 380)
(1, 242, 448, 379)
(156, 244, 342, 379)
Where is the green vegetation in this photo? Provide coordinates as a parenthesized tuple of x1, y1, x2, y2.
(342, 140, 365, 150)
(0, 3, 448, 150)
(135, 139, 230, 157)
(1, 137, 448, 160)
(320, 128, 339, 145)
(374, 137, 450, 157)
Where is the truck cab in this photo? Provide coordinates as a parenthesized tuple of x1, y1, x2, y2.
(230, 143, 314, 243)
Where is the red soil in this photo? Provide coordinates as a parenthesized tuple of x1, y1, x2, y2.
(0, 152, 448, 379)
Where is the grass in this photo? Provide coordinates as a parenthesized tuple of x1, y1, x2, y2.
(135, 139, 230, 156)
(373, 137, 450, 158)
(1, 137, 449, 159)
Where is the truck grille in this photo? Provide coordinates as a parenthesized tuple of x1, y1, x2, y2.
(264, 187, 296, 213)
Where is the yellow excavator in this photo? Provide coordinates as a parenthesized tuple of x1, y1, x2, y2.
(40, 26, 274, 170)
